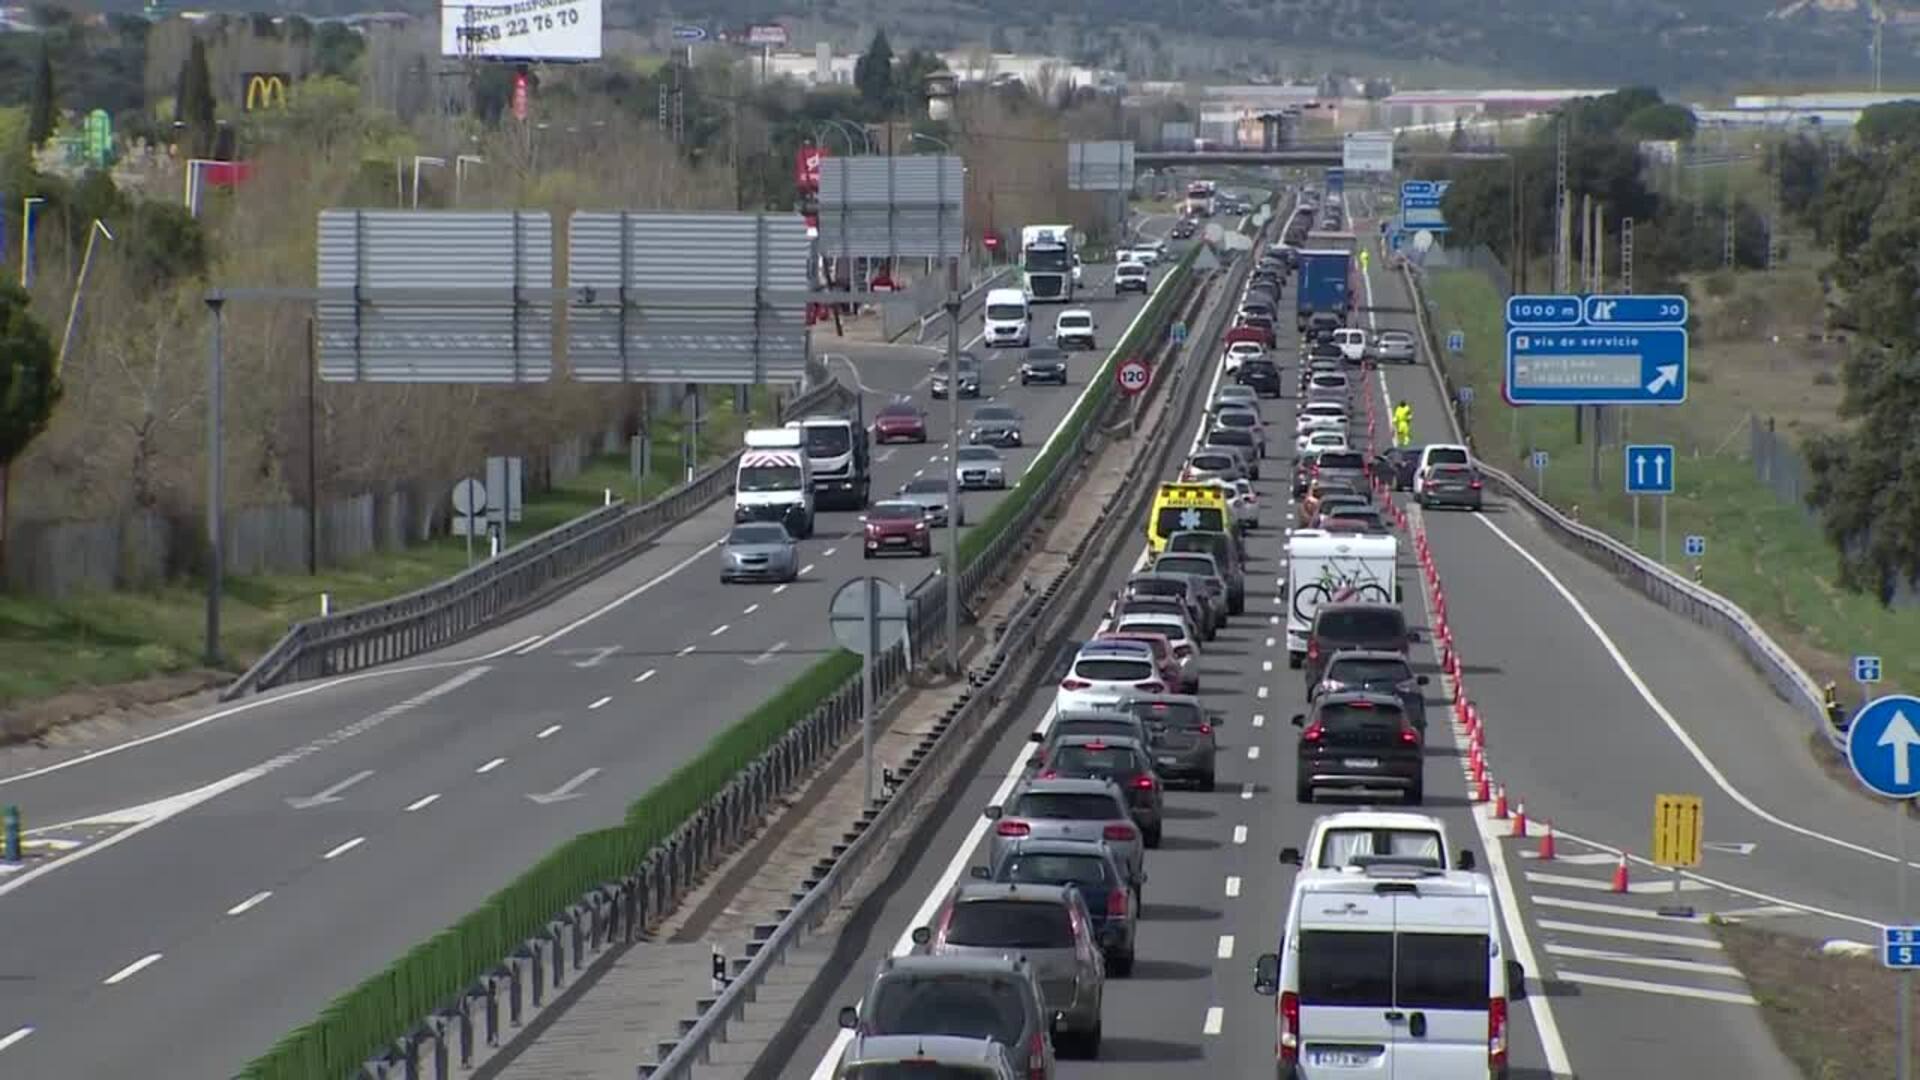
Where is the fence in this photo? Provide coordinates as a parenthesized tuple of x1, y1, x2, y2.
(233, 235, 1215, 1080)
(878, 263, 1013, 344)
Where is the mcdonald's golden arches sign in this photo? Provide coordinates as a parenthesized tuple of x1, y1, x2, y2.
(242, 72, 290, 111)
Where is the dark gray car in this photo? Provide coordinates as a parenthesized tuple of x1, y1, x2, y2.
(914, 884, 1107, 1057)
(974, 839, 1140, 975)
(1121, 571, 1218, 638)
(1164, 530, 1245, 614)
(931, 355, 983, 399)
(896, 477, 966, 527)
(1310, 648, 1431, 737)
(969, 405, 1025, 448)
(1149, 552, 1230, 630)
(1037, 734, 1164, 846)
(1122, 692, 1221, 790)
(988, 778, 1144, 885)
(839, 954, 1055, 1079)
(718, 521, 798, 584)
(1021, 345, 1070, 385)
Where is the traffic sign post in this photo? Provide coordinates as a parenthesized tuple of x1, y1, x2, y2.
(1625, 444, 1675, 552)
(450, 477, 487, 566)
(1117, 356, 1150, 438)
(829, 576, 910, 806)
(1850, 693, 1920, 1080)
(1446, 330, 1465, 354)
(1858, 655, 1885, 686)
(1652, 793, 1704, 918)
(1530, 449, 1549, 498)
(1504, 293, 1689, 406)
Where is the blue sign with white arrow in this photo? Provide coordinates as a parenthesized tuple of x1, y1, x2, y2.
(672, 24, 708, 40)
(1624, 444, 1675, 495)
(1884, 926, 1920, 969)
(1506, 327, 1689, 405)
(1584, 294, 1689, 327)
(1446, 330, 1465, 353)
(1684, 534, 1706, 558)
(1848, 694, 1920, 798)
(1400, 180, 1450, 232)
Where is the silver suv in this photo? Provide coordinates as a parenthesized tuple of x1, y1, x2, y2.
(914, 882, 1107, 1058)
(839, 954, 1055, 1079)
(988, 777, 1144, 888)
(835, 1033, 1020, 1079)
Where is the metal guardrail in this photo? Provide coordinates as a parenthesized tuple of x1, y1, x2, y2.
(902, 265, 1015, 346)
(342, 258, 1208, 1080)
(224, 378, 857, 700)
(1396, 262, 1833, 746)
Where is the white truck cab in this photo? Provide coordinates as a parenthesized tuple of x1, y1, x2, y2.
(982, 288, 1031, 348)
(735, 428, 815, 539)
(1280, 810, 1476, 873)
(1254, 863, 1524, 1080)
(1284, 530, 1399, 667)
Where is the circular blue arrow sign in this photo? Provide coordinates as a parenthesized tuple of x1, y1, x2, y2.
(1848, 694, 1920, 798)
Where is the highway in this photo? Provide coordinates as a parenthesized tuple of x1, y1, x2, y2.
(768, 213, 1565, 1080)
(0, 239, 1181, 1077)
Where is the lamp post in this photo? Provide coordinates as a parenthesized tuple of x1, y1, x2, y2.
(56, 219, 112, 374)
(455, 154, 485, 204)
(20, 196, 44, 287)
(411, 155, 447, 209)
(911, 132, 952, 153)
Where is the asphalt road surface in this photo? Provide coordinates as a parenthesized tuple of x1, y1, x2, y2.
(0, 231, 1193, 1078)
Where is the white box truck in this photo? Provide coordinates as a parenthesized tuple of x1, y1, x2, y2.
(1284, 529, 1398, 668)
(735, 428, 815, 539)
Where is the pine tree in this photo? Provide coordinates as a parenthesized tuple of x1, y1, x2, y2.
(26, 40, 54, 147)
(0, 281, 61, 576)
(179, 38, 216, 159)
(855, 30, 895, 112)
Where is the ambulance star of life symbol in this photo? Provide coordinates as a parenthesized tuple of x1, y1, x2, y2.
(1179, 508, 1203, 530)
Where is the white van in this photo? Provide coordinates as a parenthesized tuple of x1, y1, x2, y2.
(735, 428, 815, 539)
(1253, 863, 1525, 1080)
(1333, 327, 1368, 362)
(1414, 444, 1473, 496)
(1284, 530, 1398, 668)
(982, 288, 1031, 348)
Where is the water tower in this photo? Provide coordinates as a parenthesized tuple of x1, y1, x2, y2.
(925, 70, 958, 120)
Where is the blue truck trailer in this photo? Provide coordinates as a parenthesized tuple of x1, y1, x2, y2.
(1295, 249, 1354, 330)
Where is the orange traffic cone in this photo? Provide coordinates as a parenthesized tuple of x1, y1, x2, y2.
(1473, 773, 1490, 803)
(1538, 821, 1557, 861)
(1512, 802, 1529, 838)
(1610, 853, 1630, 893)
(1493, 785, 1509, 819)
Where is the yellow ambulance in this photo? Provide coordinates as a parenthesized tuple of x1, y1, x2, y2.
(1146, 481, 1234, 552)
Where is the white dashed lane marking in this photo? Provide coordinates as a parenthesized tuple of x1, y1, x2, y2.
(588, 697, 611, 710)
(103, 953, 163, 985)
(710, 624, 730, 637)
(1203, 1007, 1224, 1035)
(537, 724, 563, 739)
(323, 837, 365, 860)
(405, 794, 440, 812)
(476, 758, 506, 774)
(1225, 875, 1242, 897)
(226, 891, 272, 916)
(1232, 825, 1248, 845)
(635, 669, 656, 683)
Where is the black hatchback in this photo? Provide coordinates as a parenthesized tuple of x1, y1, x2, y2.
(1237, 359, 1282, 397)
(1303, 602, 1419, 688)
(1293, 691, 1425, 804)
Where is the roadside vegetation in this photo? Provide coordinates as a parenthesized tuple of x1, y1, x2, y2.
(1717, 921, 1914, 1078)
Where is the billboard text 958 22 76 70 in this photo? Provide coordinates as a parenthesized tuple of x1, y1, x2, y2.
(440, 0, 603, 62)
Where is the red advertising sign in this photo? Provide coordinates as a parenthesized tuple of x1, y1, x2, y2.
(512, 71, 530, 121)
(796, 143, 826, 192)
(202, 161, 254, 189)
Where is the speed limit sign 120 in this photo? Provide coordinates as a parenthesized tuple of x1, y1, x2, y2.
(1116, 358, 1151, 397)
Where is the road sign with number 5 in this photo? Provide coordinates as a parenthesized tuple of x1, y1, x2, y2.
(1885, 927, 1920, 969)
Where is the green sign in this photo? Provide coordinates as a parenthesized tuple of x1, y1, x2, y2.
(84, 109, 112, 167)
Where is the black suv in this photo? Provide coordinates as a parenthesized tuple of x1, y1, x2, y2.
(1310, 648, 1431, 737)
(1237, 358, 1282, 397)
(1302, 602, 1418, 687)
(1292, 691, 1425, 804)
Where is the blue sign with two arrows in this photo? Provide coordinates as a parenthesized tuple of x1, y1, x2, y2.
(1624, 444, 1675, 495)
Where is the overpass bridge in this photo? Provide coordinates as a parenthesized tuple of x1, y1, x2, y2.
(1136, 144, 1510, 167)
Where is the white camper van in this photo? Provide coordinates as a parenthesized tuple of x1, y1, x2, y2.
(1285, 529, 1399, 668)
(1253, 863, 1525, 1080)
(735, 428, 815, 539)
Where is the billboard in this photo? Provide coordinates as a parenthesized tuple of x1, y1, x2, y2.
(796, 143, 826, 192)
(241, 71, 289, 111)
(441, 0, 603, 61)
(745, 23, 788, 46)
(1343, 131, 1394, 174)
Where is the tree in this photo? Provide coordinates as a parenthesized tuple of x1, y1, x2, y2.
(1621, 103, 1696, 142)
(854, 30, 895, 112)
(1447, 118, 1467, 152)
(177, 37, 216, 159)
(1856, 100, 1920, 149)
(0, 281, 62, 575)
(1771, 135, 1830, 229)
(26, 39, 54, 147)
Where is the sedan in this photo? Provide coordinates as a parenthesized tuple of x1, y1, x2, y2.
(719, 521, 799, 583)
(968, 405, 1025, 448)
(895, 477, 965, 527)
(954, 446, 1008, 489)
(1020, 345, 1070, 386)
(931, 356, 983, 399)
(872, 401, 928, 444)
(1372, 329, 1416, 364)
(861, 501, 933, 557)
(1297, 429, 1351, 456)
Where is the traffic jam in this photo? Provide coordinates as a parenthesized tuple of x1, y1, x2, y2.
(822, 190, 1521, 1080)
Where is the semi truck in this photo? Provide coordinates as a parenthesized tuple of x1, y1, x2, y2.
(1295, 249, 1355, 330)
(735, 428, 815, 539)
(1021, 225, 1076, 303)
(786, 403, 871, 511)
(1186, 179, 1217, 218)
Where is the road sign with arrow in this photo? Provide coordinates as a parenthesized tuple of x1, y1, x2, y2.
(1625, 444, 1675, 495)
(1848, 694, 1920, 798)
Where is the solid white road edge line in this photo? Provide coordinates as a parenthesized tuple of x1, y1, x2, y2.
(515, 536, 728, 654)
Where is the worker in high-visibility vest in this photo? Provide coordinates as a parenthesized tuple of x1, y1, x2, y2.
(1392, 401, 1413, 448)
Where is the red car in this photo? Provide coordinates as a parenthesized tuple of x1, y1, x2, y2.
(862, 500, 933, 557)
(873, 401, 928, 444)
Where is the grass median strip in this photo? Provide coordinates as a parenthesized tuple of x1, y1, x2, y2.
(1715, 921, 1911, 1076)
(238, 250, 1205, 1080)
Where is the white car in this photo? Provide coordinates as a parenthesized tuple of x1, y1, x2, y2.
(1295, 402, 1349, 435)
(1114, 261, 1151, 295)
(1229, 478, 1261, 528)
(1414, 443, 1473, 495)
(1297, 429, 1350, 455)
(1053, 308, 1097, 350)
(1135, 241, 1164, 267)
(1224, 340, 1265, 375)
(1055, 640, 1170, 713)
(1333, 327, 1367, 362)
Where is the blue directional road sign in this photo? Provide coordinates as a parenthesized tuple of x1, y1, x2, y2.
(1531, 450, 1549, 469)
(1459, 386, 1475, 405)
(1684, 535, 1706, 558)
(1584, 294, 1689, 327)
(1848, 694, 1920, 798)
(1506, 295, 1584, 328)
(1506, 327, 1689, 405)
(672, 24, 708, 40)
(1884, 926, 1920, 969)
(1856, 655, 1884, 684)
(1446, 330, 1465, 353)
(1624, 444, 1676, 495)
(1400, 180, 1450, 232)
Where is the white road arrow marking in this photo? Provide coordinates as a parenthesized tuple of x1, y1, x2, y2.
(1702, 841, 1757, 856)
(285, 769, 374, 810)
(1881, 710, 1920, 787)
(528, 767, 602, 805)
(1645, 364, 1679, 395)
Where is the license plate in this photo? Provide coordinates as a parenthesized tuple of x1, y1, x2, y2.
(884, 536, 906, 545)
(1309, 1049, 1375, 1067)
(1156, 755, 1179, 765)
(1343, 757, 1379, 769)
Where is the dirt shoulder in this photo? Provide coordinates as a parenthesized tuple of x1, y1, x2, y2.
(1717, 920, 1909, 1077)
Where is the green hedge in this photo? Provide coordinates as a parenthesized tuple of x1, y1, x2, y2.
(236, 650, 861, 1080)
(242, 241, 1208, 1080)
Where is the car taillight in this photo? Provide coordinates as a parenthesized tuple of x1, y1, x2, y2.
(1471, 479, 1483, 489)
(1106, 889, 1129, 917)
(1103, 823, 1137, 842)
(1489, 996, 1508, 1070)
(1133, 774, 1157, 791)
(1280, 990, 1301, 1063)
(1135, 681, 1165, 692)
(1196, 723, 1212, 736)
(1028, 1032, 1047, 1079)
(1060, 678, 1091, 690)
(1039, 769, 1059, 779)
(1400, 729, 1419, 745)
(1307, 640, 1320, 661)
(1301, 724, 1324, 742)
(996, 820, 1031, 837)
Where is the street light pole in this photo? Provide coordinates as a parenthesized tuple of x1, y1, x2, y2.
(944, 262, 962, 675)
(56, 219, 112, 374)
(20, 196, 44, 287)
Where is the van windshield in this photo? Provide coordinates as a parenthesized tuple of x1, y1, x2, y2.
(737, 465, 801, 492)
(987, 304, 1027, 320)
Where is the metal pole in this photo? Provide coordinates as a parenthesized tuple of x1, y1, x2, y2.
(1632, 495, 1640, 550)
(204, 299, 226, 665)
(56, 220, 111, 374)
(1903, 800, 1913, 1080)
(863, 577, 877, 806)
(307, 316, 318, 575)
(944, 262, 963, 676)
(1660, 495, 1669, 564)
